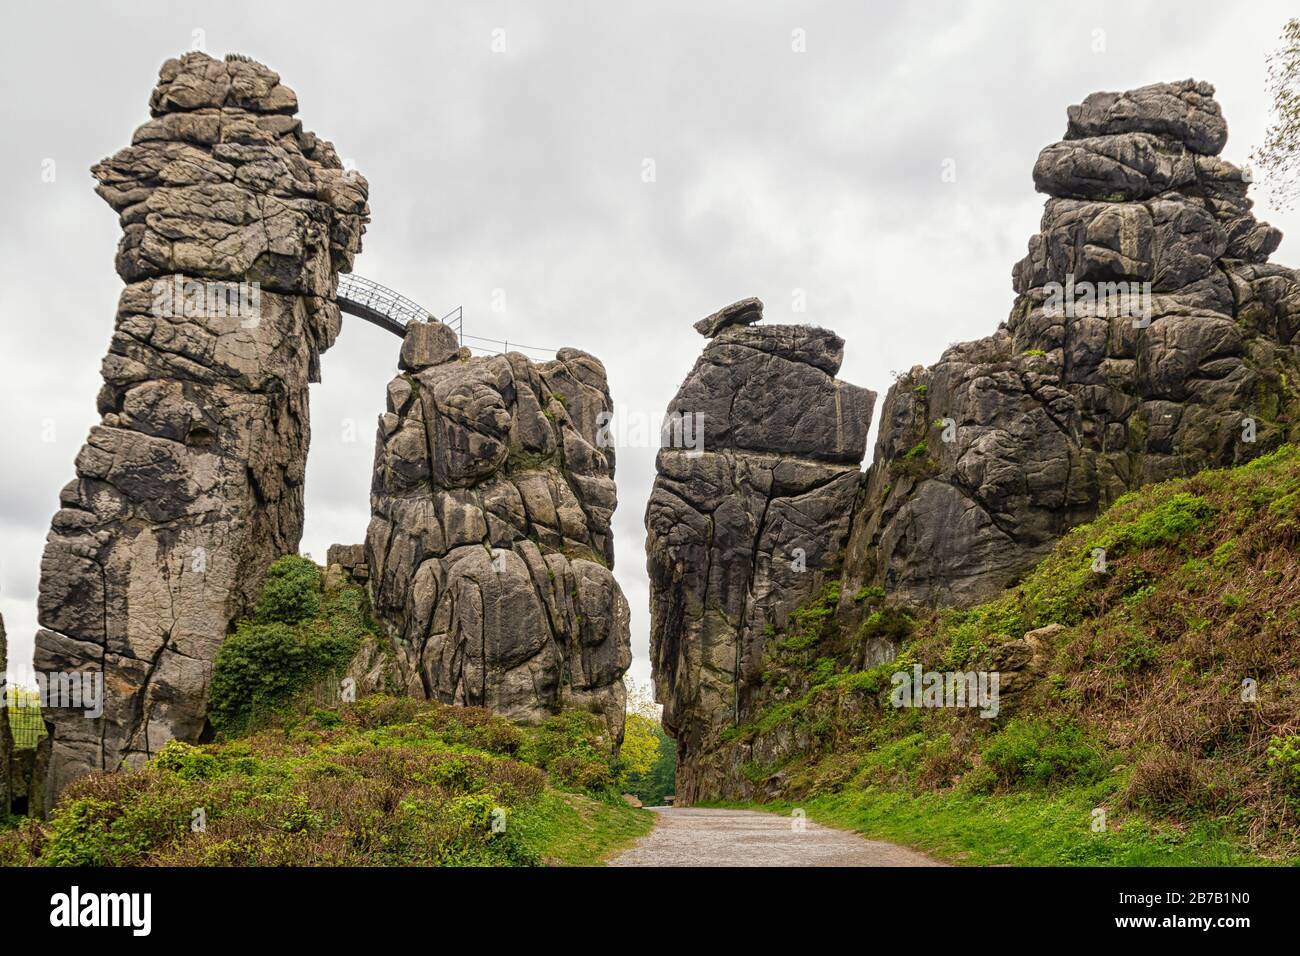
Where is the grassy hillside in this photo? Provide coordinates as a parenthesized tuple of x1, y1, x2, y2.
(0, 558, 652, 867)
(0, 698, 650, 866)
(704, 444, 1300, 865)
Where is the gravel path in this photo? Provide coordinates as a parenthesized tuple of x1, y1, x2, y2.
(608, 807, 943, 867)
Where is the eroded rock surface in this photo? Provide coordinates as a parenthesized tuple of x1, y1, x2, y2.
(646, 300, 875, 802)
(655, 81, 1300, 805)
(33, 52, 368, 800)
(366, 323, 631, 741)
(840, 78, 1300, 611)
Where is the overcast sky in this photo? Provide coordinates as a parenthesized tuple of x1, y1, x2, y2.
(1, 0, 1297, 688)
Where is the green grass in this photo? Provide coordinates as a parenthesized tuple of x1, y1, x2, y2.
(710, 784, 1274, 866)
(512, 791, 652, 866)
(696, 444, 1300, 863)
(0, 697, 652, 867)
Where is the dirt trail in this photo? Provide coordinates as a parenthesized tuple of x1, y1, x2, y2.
(608, 807, 943, 867)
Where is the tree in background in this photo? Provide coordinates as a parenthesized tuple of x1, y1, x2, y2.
(1254, 18, 1300, 209)
(617, 680, 677, 805)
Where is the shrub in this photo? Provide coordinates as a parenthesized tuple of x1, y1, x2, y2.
(982, 718, 1108, 789)
(858, 606, 915, 647)
(414, 705, 524, 755)
(1124, 748, 1219, 815)
(853, 584, 885, 605)
(1110, 493, 1214, 551)
(1114, 632, 1159, 672)
(253, 555, 322, 625)
(210, 606, 361, 738)
(518, 711, 618, 796)
(154, 740, 221, 781)
(1266, 735, 1300, 805)
(779, 581, 842, 653)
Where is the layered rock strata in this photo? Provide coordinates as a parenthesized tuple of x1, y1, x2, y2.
(841, 79, 1300, 611)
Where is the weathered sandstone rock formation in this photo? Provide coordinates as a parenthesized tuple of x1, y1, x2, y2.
(366, 321, 632, 742)
(841, 79, 1299, 611)
(33, 52, 368, 799)
(646, 299, 876, 801)
(651, 80, 1300, 804)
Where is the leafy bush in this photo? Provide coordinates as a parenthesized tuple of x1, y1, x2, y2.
(253, 555, 322, 624)
(982, 719, 1108, 789)
(518, 711, 617, 796)
(208, 567, 368, 736)
(1267, 735, 1300, 806)
(0, 698, 640, 867)
(1110, 493, 1214, 551)
(858, 606, 915, 647)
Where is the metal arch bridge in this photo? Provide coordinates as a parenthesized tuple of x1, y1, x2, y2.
(336, 273, 556, 359)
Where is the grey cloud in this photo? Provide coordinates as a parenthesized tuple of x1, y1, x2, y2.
(3, 0, 1298, 689)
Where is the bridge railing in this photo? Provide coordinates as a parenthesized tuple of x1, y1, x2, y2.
(337, 273, 435, 327)
(337, 273, 559, 360)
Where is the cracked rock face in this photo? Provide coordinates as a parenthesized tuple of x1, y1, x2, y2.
(646, 300, 875, 802)
(366, 324, 632, 742)
(840, 78, 1300, 611)
(33, 52, 368, 800)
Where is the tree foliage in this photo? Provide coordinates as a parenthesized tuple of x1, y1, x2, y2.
(1253, 18, 1300, 209)
(208, 559, 365, 736)
(617, 680, 677, 805)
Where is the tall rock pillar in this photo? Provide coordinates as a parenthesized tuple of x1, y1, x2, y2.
(34, 52, 369, 799)
(840, 79, 1300, 612)
(366, 323, 633, 741)
(646, 299, 875, 802)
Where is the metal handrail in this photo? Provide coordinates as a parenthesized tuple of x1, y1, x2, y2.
(335, 273, 558, 359)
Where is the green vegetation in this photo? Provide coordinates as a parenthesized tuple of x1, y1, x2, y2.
(506, 448, 560, 473)
(893, 439, 939, 481)
(707, 445, 1300, 864)
(618, 684, 677, 806)
(0, 556, 651, 866)
(253, 554, 323, 624)
(0, 698, 650, 866)
(711, 785, 1264, 866)
(6, 688, 46, 750)
(208, 556, 366, 737)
